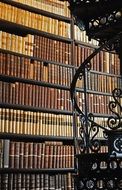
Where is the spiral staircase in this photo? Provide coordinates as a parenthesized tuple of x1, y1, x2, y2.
(68, 0, 122, 189)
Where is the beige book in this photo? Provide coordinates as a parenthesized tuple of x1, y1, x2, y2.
(9, 109, 13, 133)
(37, 14, 42, 31)
(4, 109, 9, 133)
(1, 3, 8, 20)
(24, 111, 28, 134)
(0, 31, 2, 48)
(17, 36, 23, 53)
(1, 109, 5, 132)
(12, 110, 16, 133)
(3, 3, 8, 21)
(24, 10, 29, 26)
(28, 11, 32, 28)
(2, 32, 7, 50)
(39, 112, 43, 135)
(30, 111, 34, 135)
(16, 110, 20, 134)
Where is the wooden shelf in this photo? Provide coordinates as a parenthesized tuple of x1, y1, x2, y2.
(0, 48, 74, 68)
(1, 0, 71, 23)
(0, 19, 72, 43)
(0, 74, 70, 91)
(0, 103, 119, 118)
(0, 103, 72, 115)
(0, 168, 75, 174)
(0, 132, 75, 144)
(90, 69, 122, 77)
(75, 39, 99, 49)
(76, 87, 113, 96)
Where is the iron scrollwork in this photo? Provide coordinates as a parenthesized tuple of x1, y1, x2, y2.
(107, 88, 122, 130)
(70, 33, 122, 153)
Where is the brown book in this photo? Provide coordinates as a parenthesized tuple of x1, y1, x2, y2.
(1, 174, 9, 189)
(9, 141, 15, 168)
(37, 143, 42, 168)
(48, 144, 54, 168)
(28, 142, 33, 169)
(23, 142, 29, 168)
(30, 174, 35, 189)
(53, 144, 57, 168)
(44, 174, 49, 190)
(41, 143, 45, 169)
(22, 174, 27, 190)
(55, 174, 59, 190)
(36, 174, 40, 189)
(14, 142, 20, 168)
(19, 142, 24, 168)
(17, 173, 22, 190)
(40, 174, 44, 190)
(44, 144, 50, 168)
(49, 175, 55, 190)
(33, 143, 38, 168)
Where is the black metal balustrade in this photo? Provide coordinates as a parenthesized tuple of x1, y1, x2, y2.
(69, 0, 122, 189)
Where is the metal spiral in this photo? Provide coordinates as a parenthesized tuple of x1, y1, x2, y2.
(70, 33, 122, 153)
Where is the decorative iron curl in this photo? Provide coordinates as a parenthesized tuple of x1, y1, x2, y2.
(88, 113, 106, 152)
(107, 88, 122, 130)
(88, 114, 100, 152)
(79, 114, 88, 153)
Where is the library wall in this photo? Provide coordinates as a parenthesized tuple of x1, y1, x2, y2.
(0, 0, 121, 189)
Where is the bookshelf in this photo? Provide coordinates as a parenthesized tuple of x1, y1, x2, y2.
(0, 0, 121, 189)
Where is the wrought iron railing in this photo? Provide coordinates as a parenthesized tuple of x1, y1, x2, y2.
(70, 33, 122, 154)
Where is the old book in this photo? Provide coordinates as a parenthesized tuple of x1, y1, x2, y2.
(3, 140, 10, 168)
(14, 142, 20, 168)
(23, 142, 29, 168)
(33, 143, 38, 168)
(28, 142, 33, 169)
(0, 140, 3, 168)
(9, 141, 15, 168)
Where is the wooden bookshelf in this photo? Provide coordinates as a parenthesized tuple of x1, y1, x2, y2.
(0, 168, 75, 174)
(0, 19, 72, 42)
(0, 133, 75, 144)
(0, 1, 121, 189)
(1, 0, 72, 22)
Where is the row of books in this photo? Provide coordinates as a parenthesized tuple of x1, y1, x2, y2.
(33, 36, 120, 74)
(0, 32, 72, 63)
(0, 108, 111, 139)
(0, 52, 73, 87)
(76, 91, 120, 115)
(0, 81, 72, 111)
(74, 25, 99, 46)
(0, 32, 34, 56)
(87, 72, 121, 93)
(75, 44, 120, 74)
(0, 32, 120, 75)
(1, 80, 120, 114)
(33, 35, 71, 64)
(0, 173, 74, 190)
(0, 51, 121, 93)
(8, 141, 74, 169)
(0, 2, 71, 38)
(0, 140, 2, 168)
(0, 108, 73, 136)
(13, 0, 71, 17)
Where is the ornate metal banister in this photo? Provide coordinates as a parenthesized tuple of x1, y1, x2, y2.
(70, 32, 122, 152)
(68, 0, 122, 189)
